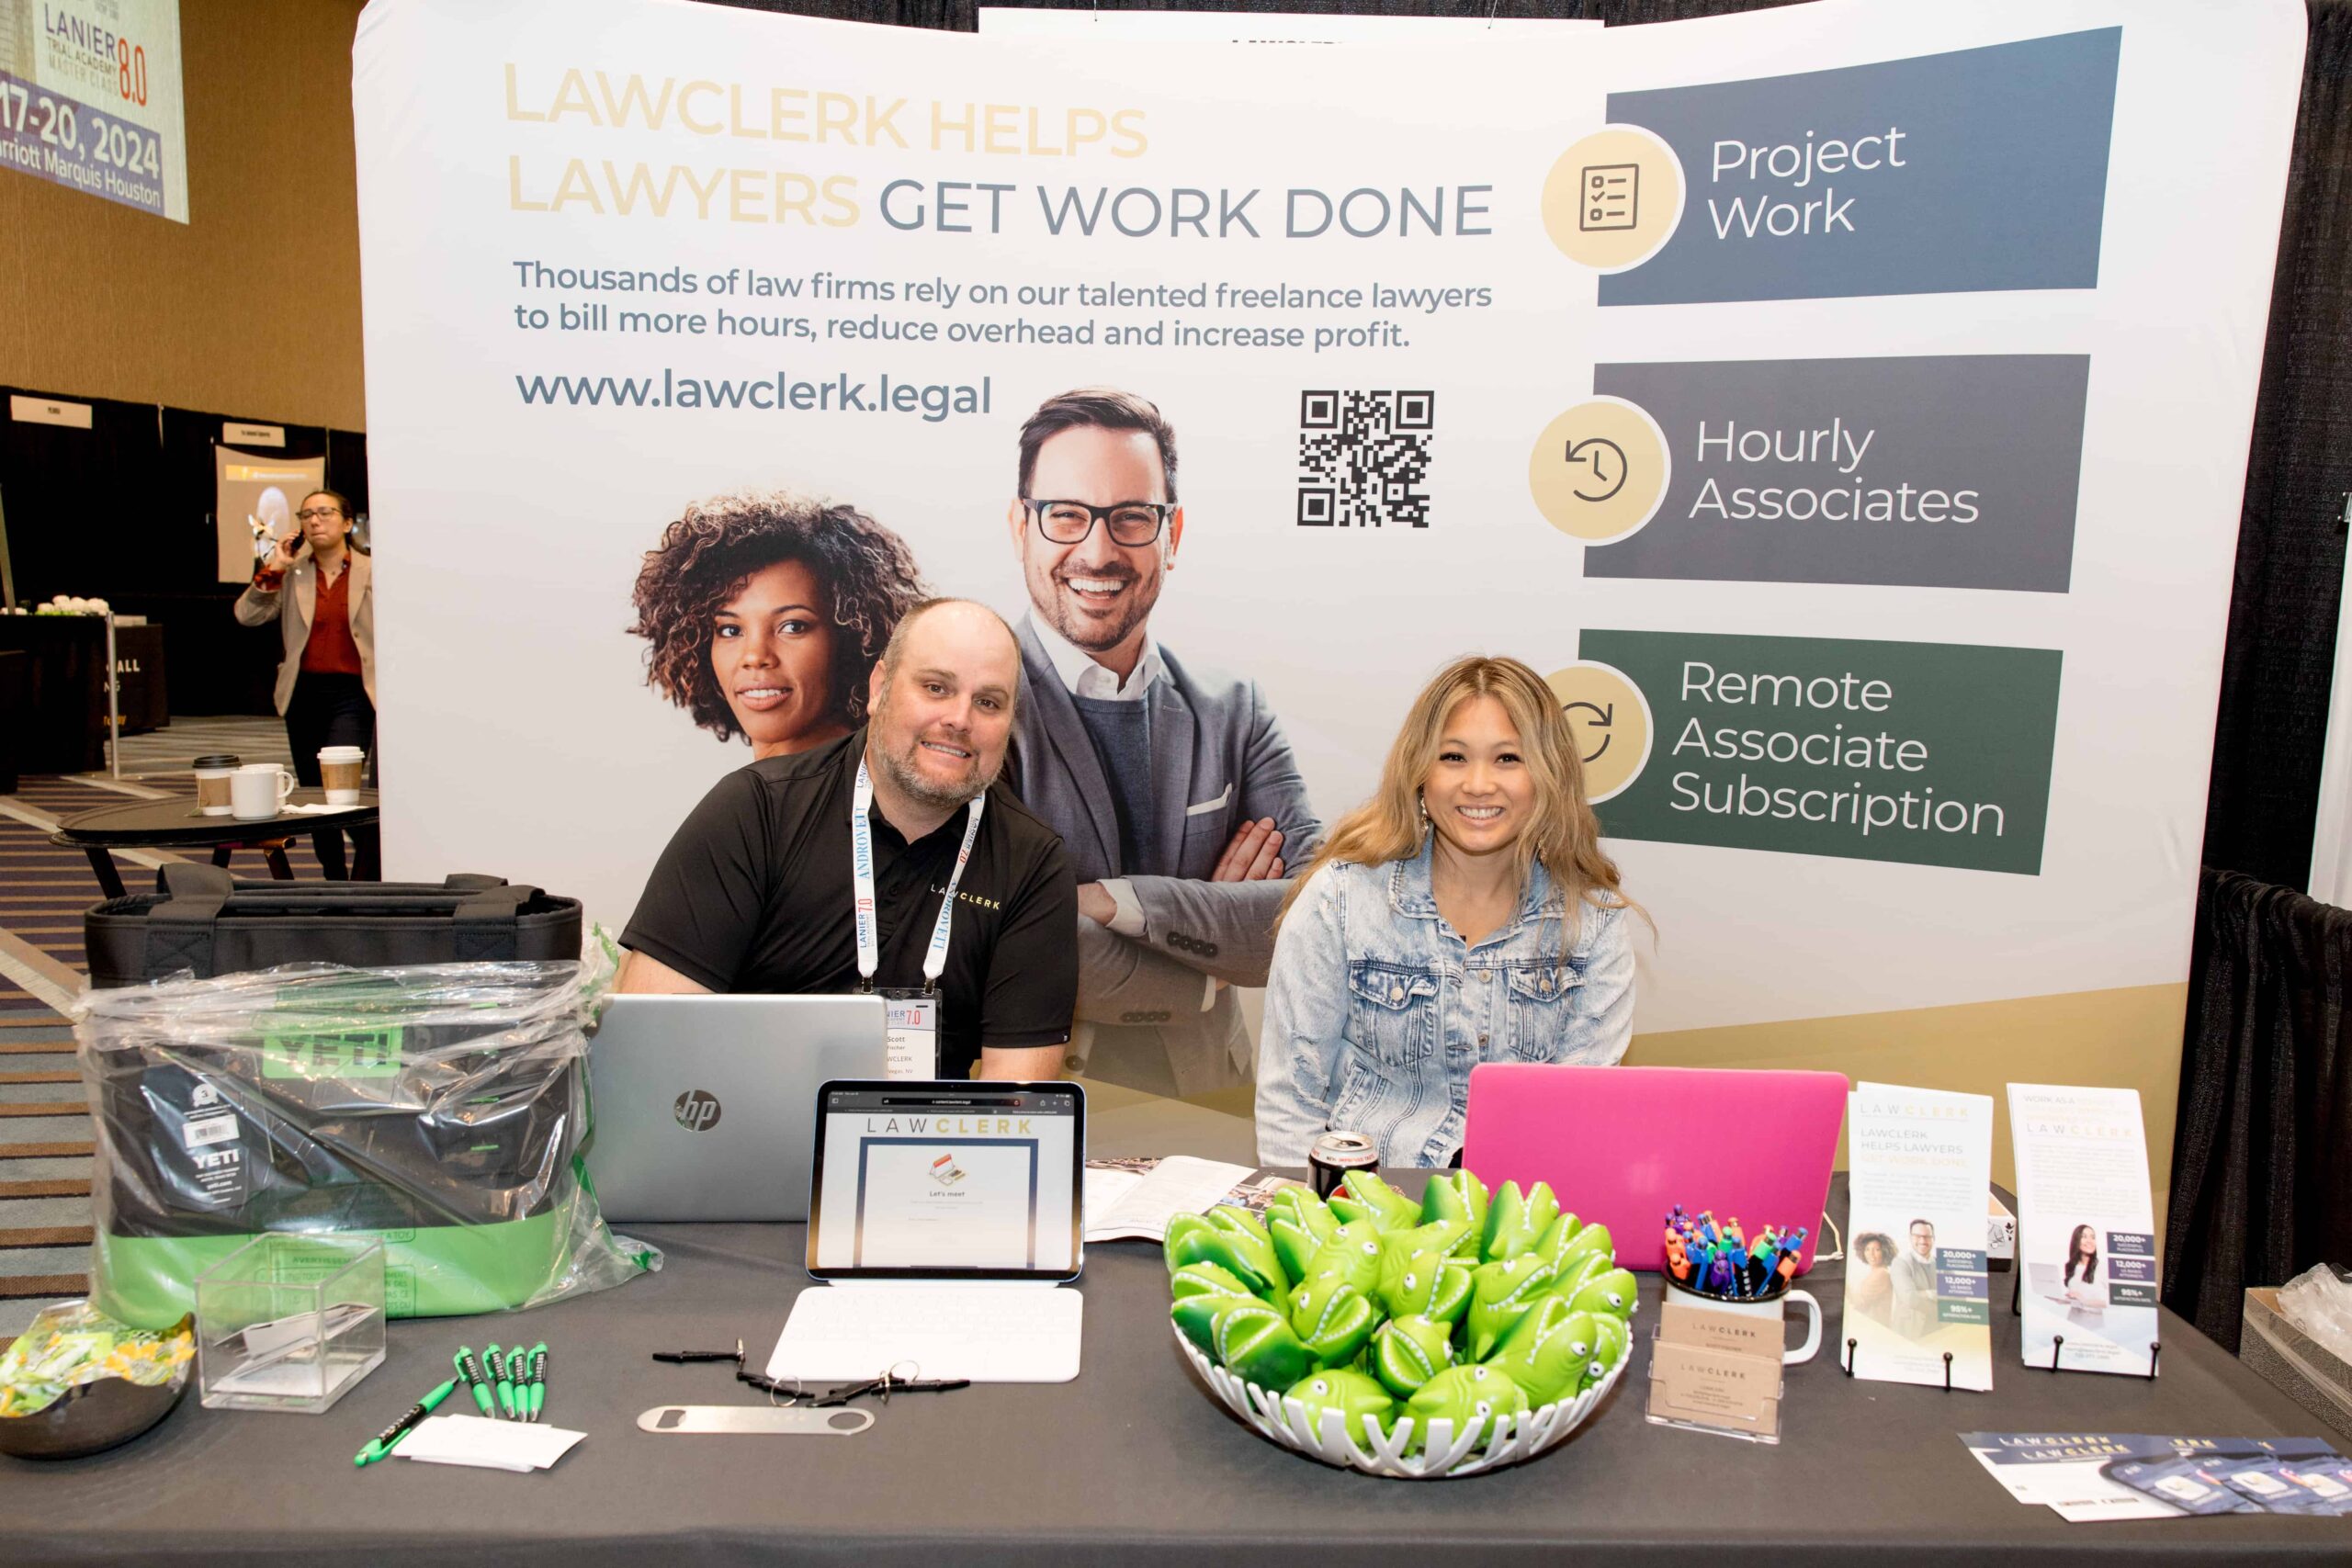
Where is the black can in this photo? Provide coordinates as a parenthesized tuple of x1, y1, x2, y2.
(1309, 1131, 1379, 1200)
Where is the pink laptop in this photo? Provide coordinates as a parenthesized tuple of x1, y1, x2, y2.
(1461, 1064, 1848, 1275)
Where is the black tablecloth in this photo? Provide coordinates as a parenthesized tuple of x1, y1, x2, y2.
(0, 616, 166, 773)
(5, 1180, 2345, 1566)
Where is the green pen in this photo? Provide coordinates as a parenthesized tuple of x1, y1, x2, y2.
(488, 1344, 517, 1419)
(527, 1342, 547, 1422)
(355, 1378, 457, 1467)
(453, 1347, 494, 1416)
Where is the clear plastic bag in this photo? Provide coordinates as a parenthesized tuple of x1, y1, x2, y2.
(74, 941, 657, 1327)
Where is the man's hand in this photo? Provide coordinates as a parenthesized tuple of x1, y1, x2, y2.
(1076, 882, 1117, 926)
(1211, 817, 1286, 882)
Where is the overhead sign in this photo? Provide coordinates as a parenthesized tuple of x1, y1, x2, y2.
(0, 0, 187, 222)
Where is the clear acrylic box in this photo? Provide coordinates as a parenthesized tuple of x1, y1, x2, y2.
(196, 1235, 386, 1413)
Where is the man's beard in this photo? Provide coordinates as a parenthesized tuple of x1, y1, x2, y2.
(873, 707, 994, 812)
(1041, 565, 1157, 652)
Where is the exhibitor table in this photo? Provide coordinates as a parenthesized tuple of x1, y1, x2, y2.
(3, 1177, 2342, 1567)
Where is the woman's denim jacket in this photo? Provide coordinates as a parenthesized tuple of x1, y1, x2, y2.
(1255, 840, 1634, 1168)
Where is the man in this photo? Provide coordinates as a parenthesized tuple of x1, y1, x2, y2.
(1889, 1217, 1939, 1340)
(618, 599, 1077, 1082)
(234, 489, 375, 876)
(1004, 388, 1321, 1096)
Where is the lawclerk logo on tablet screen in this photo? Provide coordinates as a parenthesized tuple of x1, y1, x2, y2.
(812, 1086, 1080, 1273)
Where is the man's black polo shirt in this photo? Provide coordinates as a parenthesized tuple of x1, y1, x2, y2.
(621, 730, 1077, 1078)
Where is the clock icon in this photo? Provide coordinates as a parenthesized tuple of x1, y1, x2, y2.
(1564, 436, 1629, 503)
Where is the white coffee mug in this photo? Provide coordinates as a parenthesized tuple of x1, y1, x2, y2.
(231, 763, 296, 820)
(1670, 1286, 1824, 1365)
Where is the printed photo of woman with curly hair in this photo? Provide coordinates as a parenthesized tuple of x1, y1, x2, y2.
(629, 491, 927, 760)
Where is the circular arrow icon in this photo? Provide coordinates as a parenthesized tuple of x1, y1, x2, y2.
(1563, 699, 1615, 762)
(1545, 663, 1652, 803)
(1565, 438, 1628, 503)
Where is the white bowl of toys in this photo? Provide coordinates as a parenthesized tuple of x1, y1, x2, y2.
(1165, 1169, 1635, 1480)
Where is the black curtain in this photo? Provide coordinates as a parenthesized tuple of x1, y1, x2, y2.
(2201, 0, 2352, 892)
(2166, 870, 2352, 1351)
(0, 390, 169, 604)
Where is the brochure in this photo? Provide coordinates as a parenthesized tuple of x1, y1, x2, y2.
(1843, 1082, 1996, 1390)
(1081, 1156, 1261, 1242)
(1962, 1433, 2346, 1522)
(2007, 1084, 2161, 1374)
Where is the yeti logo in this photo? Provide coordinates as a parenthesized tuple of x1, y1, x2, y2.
(673, 1089, 722, 1132)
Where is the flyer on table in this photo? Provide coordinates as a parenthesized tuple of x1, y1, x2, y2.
(2007, 1084, 2160, 1374)
(1843, 1082, 1994, 1390)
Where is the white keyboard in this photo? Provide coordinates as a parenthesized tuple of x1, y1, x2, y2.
(767, 1283, 1084, 1383)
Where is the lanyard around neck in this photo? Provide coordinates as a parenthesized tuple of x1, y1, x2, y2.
(851, 757, 985, 992)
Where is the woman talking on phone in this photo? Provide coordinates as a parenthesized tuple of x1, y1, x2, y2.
(233, 489, 374, 874)
(1254, 655, 1641, 1168)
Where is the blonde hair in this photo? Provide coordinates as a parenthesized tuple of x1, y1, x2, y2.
(1277, 655, 1639, 951)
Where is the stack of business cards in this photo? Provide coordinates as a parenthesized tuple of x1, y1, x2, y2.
(399, 1414, 585, 1472)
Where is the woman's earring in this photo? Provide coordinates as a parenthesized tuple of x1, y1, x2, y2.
(1417, 793, 1430, 827)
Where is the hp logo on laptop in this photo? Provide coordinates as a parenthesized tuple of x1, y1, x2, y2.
(673, 1089, 722, 1132)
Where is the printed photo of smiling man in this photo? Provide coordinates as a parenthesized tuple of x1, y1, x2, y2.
(1005, 388, 1323, 1097)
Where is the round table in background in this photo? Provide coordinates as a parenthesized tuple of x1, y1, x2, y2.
(51, 790, 381, 897)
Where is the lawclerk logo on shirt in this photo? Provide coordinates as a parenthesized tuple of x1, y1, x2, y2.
(865, 1116, 1035, 1136)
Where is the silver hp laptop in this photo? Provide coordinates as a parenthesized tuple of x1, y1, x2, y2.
(585, 995, 888, 1223)
(765, 1080, 1085, 1383)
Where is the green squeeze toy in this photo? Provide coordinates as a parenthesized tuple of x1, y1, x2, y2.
(1165, 1213, 1283, 1296)
(1285, 1368, 1395, 1440)
(1482, 1180, 1561, 1261)
(1268, 1195, 1342, 1281)
(1488, 1301, 1598, 1407)
(1583, 1314, 1631, 1393)
(1210, 1298, 1314, 1390)
(1419, 1168, 1489, 1237)
(1567, 1267, 1640, 1321)
(1287, 1279, 1379, 1367)
(1405, 1362, 1530, 1449)
(1329, 1170, 1422, 1234)
(1172, 1290, 1263, 1357)
(1555, 1221, 1615, 1274)
(1299, 1222, 1385, 1296)
(1376, 1244, 1474, 1325)
(1369, 1314, 1456, 1398)
(1465, 1254, 1560, 1360)
(1171, 1261, 1260, 1303)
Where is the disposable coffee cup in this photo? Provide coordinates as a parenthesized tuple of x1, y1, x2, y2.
(192, 754, 241, 818)
(231, 762, 296, 821)
(318, 745, 366, 806)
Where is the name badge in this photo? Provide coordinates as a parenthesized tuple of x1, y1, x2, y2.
(880, 989, 940, 1080)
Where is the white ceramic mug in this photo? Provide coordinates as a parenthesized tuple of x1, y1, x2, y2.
(1668, 1286, 1824, 1365)
(317, 745, 367, 806)
(231, 763, 296, 820)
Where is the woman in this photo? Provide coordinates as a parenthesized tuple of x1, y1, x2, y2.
(1851, 1232, 1896, 1326)
(629, 491, 925, 761)
(233, 488, 373, 876)
(2062, 1223, 2103, 1304)
(1255, 655, 1640, 1167)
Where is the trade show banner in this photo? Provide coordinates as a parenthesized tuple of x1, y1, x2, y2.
(352, 0, 2303, 1166)
(0, 0, 187, 221)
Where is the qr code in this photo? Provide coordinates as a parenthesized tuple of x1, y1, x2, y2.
(1297, 390, 1434, 528)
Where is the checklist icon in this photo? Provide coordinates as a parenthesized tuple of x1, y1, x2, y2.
(1580, 163, 1638, 231)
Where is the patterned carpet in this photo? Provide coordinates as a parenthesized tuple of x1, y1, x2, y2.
(0, 716, 332, 1337)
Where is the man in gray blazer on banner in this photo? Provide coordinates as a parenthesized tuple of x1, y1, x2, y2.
(1005, 388, 1322, 1097)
